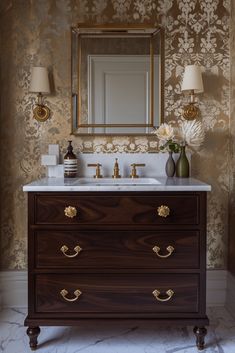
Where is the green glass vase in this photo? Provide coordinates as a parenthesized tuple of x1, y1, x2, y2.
(176, 145, 189, 178)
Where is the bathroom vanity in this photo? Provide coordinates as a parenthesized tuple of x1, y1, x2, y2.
(23, 177, 211, 350)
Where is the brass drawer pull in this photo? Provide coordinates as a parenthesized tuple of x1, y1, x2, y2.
(152, 245, 174, 258)
(152, 289, 174, 302)
(157, 205, 170, 217)
(60, 289, 82, 302)
(64, 206, 77, 218)
(60, 245, 82, 258)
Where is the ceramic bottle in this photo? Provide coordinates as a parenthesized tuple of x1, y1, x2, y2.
(165, 151, 175, 177)
(176, 145, 189, 178)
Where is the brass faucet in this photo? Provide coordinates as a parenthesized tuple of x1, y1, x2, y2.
(112, 158, 121, 178)
(87, 163, 103, 178)
(130, 163, 145, 178)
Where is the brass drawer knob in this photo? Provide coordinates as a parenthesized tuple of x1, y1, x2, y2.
(152, 289, 174, 302)
(157, 205, 170, 218)
(60, 245, 82, 258)
(64, 206, 77, 218)
(152, 245, 174, 258)
(60, 289, 82, 302)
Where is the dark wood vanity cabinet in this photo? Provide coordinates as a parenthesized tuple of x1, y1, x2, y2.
(25, 191, 209, 350)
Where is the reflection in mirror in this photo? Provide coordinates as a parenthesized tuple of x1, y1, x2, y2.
(71, 24, 164, 135)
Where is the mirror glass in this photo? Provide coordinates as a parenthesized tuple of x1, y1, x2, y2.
(71, 25, 164, 135)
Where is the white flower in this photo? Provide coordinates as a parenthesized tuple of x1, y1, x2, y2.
(153, 120, 205, 152)
(177, 120, 205, 147)
(153, 123, 174, 143)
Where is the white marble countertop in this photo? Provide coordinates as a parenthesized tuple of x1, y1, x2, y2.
(23, 177, 211, 192)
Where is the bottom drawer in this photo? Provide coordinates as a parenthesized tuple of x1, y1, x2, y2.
(35, 274, 199, 313)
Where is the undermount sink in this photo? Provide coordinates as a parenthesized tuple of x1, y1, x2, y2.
(74, 177, 161, 186)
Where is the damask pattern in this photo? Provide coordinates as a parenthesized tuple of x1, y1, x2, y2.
(0, 0, 230, 269)
(229, 0, 235, 273)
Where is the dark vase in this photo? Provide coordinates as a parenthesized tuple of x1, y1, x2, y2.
(176, 145, 189, 178)
(165, 151, 175, 177)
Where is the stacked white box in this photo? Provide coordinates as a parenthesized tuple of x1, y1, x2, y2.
(41, 144, 64, 177)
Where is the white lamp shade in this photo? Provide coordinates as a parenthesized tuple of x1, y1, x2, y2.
(29, 66, 50, 94)
(181, 65, 204, 93)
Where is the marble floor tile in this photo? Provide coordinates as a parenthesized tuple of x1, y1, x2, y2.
(0, 307, 235, 353)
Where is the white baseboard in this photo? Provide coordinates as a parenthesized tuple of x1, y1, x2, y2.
(0, 270, 227, 309)
(206, 270, 227, 306)
(0, 271, 27, 309)
(226, 272, 235, 318)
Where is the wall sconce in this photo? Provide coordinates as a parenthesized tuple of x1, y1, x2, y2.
(29, 66, 51, 122)
(181, 65, 204, 120)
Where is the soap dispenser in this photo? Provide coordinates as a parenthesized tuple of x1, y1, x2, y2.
(64, 140, 77, 178)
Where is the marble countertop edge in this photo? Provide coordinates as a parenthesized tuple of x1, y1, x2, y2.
(23, 177, 212, 192)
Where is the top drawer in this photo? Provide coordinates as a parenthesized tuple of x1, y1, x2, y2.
(32, 192, 200, 226)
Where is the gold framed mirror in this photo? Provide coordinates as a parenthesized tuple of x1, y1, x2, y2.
(71, 24, 164, 135)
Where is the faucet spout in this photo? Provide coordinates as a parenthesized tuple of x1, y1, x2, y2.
(112, 158, 121, 178)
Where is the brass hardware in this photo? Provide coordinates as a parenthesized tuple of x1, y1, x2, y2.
(157, 205, 170, 218)
(33, 103, 50, 122)
(152, 289, 174, 302)
(60, 245, 82, 258)
(112, 158, 121, 178)
(130, 163, 146, 178)
(60, 289, 82, 302)
(64, 206, 77, 218)
(182, 102, 199, 120)
(87, 163, 103, 178)
(152, 245, 174, 258)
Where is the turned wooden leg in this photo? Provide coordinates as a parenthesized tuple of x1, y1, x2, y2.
(193, 326, 207, 350)
(26, 326, 41, 350)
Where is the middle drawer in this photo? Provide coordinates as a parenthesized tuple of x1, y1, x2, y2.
(35, 230, 199, 269)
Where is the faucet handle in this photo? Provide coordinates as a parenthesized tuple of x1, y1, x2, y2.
(130, 163, 146, 178)
(87, 163, 103, 178)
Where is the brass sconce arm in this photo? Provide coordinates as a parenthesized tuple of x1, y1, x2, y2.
(189, 89, 196, 103)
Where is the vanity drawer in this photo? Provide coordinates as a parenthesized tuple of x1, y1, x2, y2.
(35, 230, 200, 269)
(34, 193, 200, 225)
(35, 274, 199, 314)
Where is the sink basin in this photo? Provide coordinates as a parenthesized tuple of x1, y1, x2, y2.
(74, 177, 161, 186)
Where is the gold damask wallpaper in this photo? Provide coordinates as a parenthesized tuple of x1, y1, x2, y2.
(229, 0, 235, 275)
(0, 0, 230, 269)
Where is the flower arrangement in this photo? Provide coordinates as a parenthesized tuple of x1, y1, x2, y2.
(153, 119, 205, 178)
(153, 119, 205, 152)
